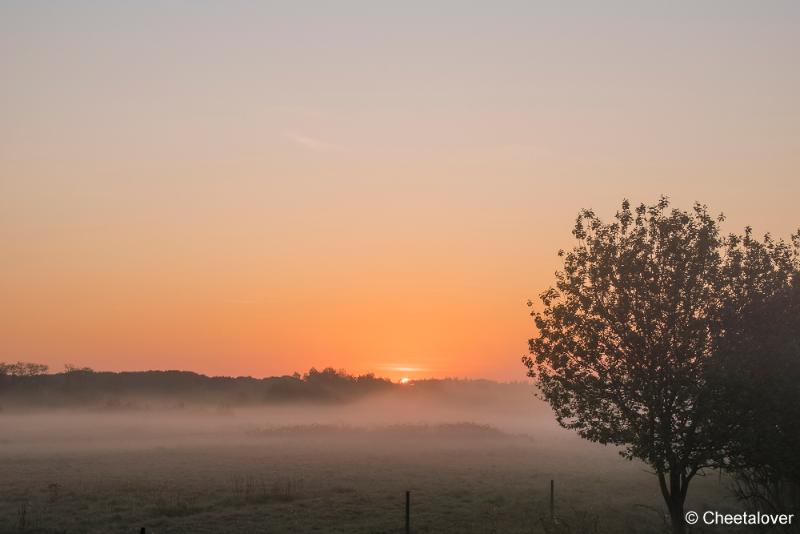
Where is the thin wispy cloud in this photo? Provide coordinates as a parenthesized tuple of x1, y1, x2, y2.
(283, 132, 340, 152)
(377, 364, 429, 374)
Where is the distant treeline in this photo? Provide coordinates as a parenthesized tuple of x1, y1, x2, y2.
(0, 365, 392, 408)
(0, 364, 527, 410)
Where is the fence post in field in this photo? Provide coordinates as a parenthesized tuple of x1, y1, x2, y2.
(549, 479, 554, 521)
(405, 490, 411, 534)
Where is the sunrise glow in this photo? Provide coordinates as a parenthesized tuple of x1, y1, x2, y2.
(2, 3, 798, 382)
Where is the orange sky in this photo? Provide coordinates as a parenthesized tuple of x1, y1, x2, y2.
(2, 2, 799, 380)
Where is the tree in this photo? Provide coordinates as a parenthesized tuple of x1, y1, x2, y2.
(522, 198, 797, 534)
(0, 361, 49, 377)
(64, 363, 94, 373)
(711, 232, 800, 528)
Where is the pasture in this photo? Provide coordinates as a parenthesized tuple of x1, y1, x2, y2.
(0, 409, 741, 533)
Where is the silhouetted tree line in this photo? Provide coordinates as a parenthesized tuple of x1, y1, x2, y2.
(0, 365, 395, 408)
(525, 198, 800, 533)
(0, 365, 526, 412)
(0, 361, 49, 377)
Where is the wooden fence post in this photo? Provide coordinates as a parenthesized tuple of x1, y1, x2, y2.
(405, 490, 410, 534)
(550, 479, 554, 521)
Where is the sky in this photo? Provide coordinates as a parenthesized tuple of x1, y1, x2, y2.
(1, 1, 799, 380)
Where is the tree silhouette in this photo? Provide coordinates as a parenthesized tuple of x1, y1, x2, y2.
(712, 232, 800, 525)
(0, 361, 49, 377)
(523, 198, 798, 534)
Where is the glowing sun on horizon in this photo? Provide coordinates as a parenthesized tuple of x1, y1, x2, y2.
(399, 377, 410, 385)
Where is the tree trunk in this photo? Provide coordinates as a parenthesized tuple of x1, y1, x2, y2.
(658, 470, 688, 534)
(667, 495, 686, 534)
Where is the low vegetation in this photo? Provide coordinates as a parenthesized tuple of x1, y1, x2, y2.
(0, 418, 740, 533)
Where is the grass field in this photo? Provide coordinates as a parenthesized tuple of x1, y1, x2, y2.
(0, 408, 744, 534)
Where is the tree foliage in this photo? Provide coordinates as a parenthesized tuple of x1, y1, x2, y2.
(523, 198, 799, 533)
(0, 361, 49, 377)
(713, 243, 800, 527)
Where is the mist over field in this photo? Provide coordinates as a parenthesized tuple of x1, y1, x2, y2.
(0, 371, 563, 454)
(0, 372, 739, 533)
(0, 376, 554, 449)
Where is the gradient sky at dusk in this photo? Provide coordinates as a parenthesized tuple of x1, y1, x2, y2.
(2, 1, 799, 380)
